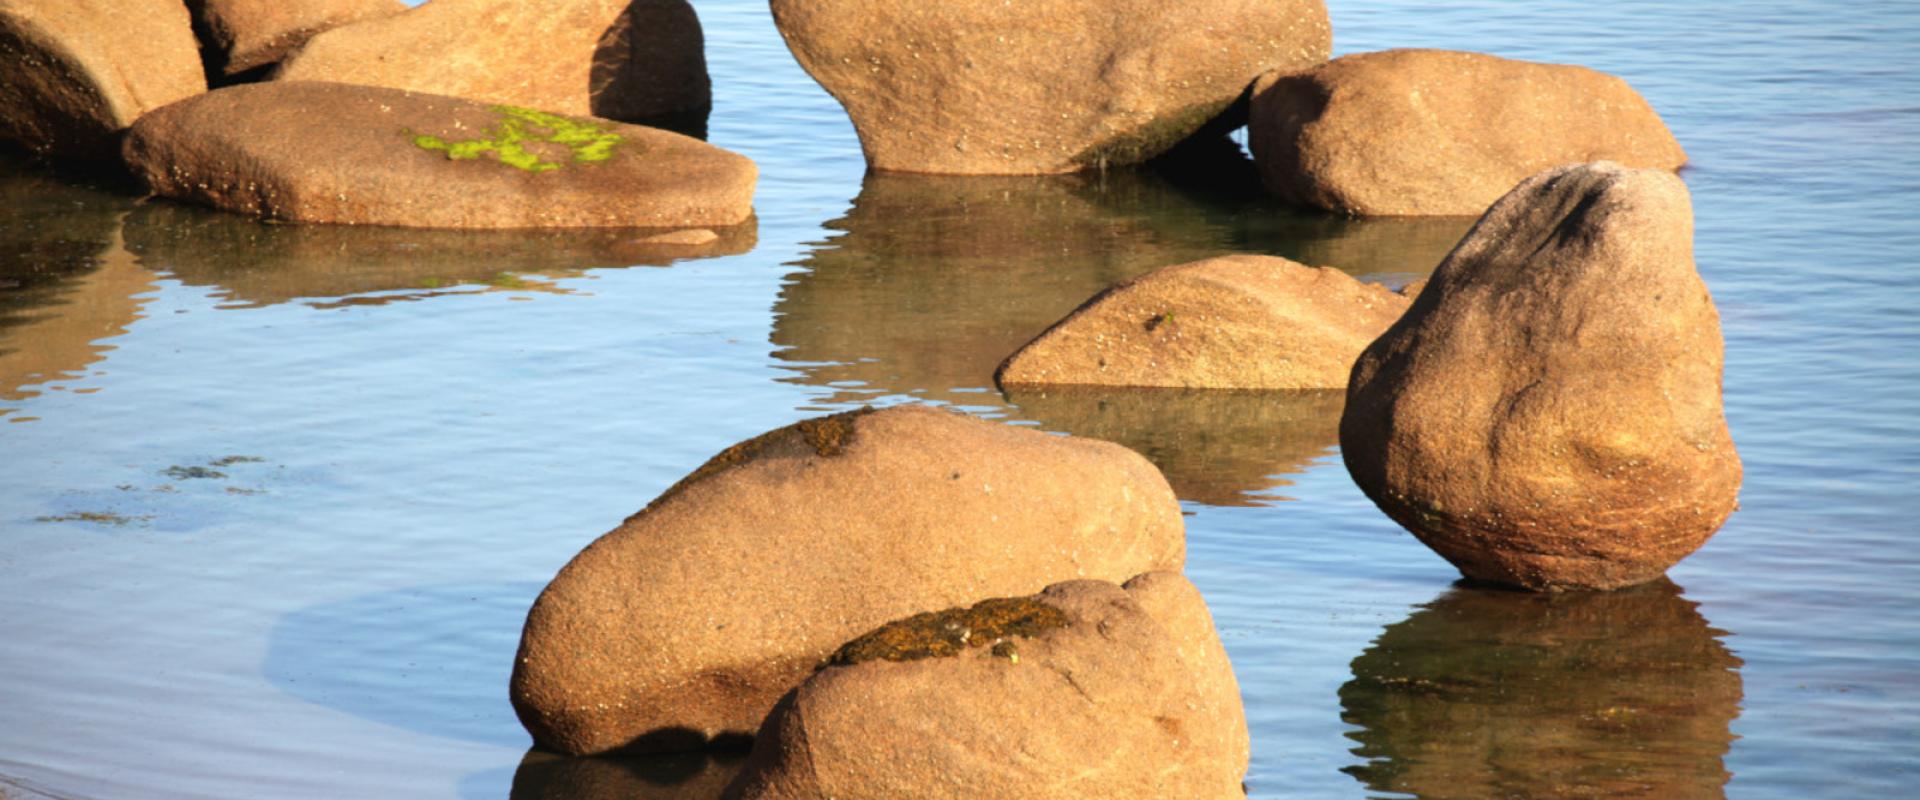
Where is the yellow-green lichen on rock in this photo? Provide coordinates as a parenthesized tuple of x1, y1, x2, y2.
(411, 105, 624, 172)
(826, 596, 1071, 667)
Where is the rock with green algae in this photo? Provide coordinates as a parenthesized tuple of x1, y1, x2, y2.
(0, 0, 206, 161)
(122, 81, 756, 229)
(510, 404, 1187, 757)
(724, 573, 1249, 800)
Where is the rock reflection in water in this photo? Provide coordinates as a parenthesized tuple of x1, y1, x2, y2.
(1339, 579, 1743, 799)
(1004, 386, 1342, 506)
(769, 163, 1465, 408)
(120, 202, 757, 309)
(511, 748, 745, 800)
(0, 159, 153, 413)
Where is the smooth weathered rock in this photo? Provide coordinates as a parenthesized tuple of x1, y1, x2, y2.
(725, 573, 1247, 799)
(123, 81, 756, 229)
(0, 0, 206, 160)
(1251, 49, 1686, 216)
(276, 0, 709, 125)
(1341, 162, 1740, 590)
(511, 405, 1186, 756)
(1341, 579, 1742, 797)
(998, 255, 1410, 389)
(187, 0, 404, 77)
(770, 0, 1330, 174)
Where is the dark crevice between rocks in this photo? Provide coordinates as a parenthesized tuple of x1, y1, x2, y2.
(825, 596, 1070, 668)
(629, 407, 874, 520)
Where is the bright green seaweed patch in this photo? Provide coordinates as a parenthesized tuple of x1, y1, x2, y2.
(411, 106, 624, 173)
(826, 596, 1070, 667)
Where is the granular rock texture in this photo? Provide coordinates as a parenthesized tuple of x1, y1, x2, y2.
(511, 405, 1186, 756)
(275, 0, 709, 124)
(188, 0, 404, 76)
(724, 573, 1247, 799)
(770, 0, 1330, 174)
(0, 0, 205, 160)
(123, 81, 755, 229)
(998, 255, 1410, 389)
(1340, 162, 1740, 590)
(1251, 49, 1686, 216)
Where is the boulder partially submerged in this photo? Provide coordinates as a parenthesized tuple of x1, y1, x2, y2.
(1340, 162, 1740, 590)
(1251, 49, 1686, 216)
(187, 0, 405, 77)
(511, 405, 1186, 756)
(997, 255, 1410, 390)
(770, 0, 1330, 174)
(0, 0, 205, 160)
(123, 81, 756, 229)
(275, 0, 710, 125)
(725, 573, 1248, 799)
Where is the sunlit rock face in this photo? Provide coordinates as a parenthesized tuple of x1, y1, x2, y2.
(1340, 578, 1743, 799)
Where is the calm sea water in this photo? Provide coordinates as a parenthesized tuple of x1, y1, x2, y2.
(3, 1, 1917, 798)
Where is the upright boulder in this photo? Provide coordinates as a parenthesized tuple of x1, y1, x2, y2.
(123, 82, 756, 229)
(725, 573, 1248, 800)
(770, 0, 1331, 174)
(1340, 162, 1740, 590)
(0, 0, 205, 160)
(275, 0, 710, 125)
(511, 405, 1186, 756)
(997, 255, 1411, 389)
(1251, 49, 1686, 216)
(187, 0, 405, 77)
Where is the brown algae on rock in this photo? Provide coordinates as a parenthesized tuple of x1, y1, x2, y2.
(411, 105, 623, 172)
(826, 596, 1070, 667)
(633, 407, 875, 518)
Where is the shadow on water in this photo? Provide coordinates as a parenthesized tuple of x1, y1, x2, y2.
(1339, 578, 1743, 799)
(1003, 386, 1344, 507)
(119, 201, 758, 309)
(767, 153, 1470, 410)
(500, 748, 747, 800)
(262, 583, 541, 747)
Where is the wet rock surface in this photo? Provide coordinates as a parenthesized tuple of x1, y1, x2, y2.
(123, 81, 756, 229)
(769, 0, 1329, 174)
(1251, 49, 1686, 216)
(997, 254, 1410, 390)
(725, 573, 1247, 799)
(0, 0, 206, 161)
(511, 405, 1186, 756)
(1341, 162, 1741, 590)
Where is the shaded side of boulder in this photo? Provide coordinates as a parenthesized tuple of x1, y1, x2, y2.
(1340, 162, 1740, 590)
(511, 405, 1187, 756)
(997, 255, 1410, 389)
(725, 573, 1247, 800)
(186, 0, 405, 77)
(1251, 49, 1686, 216)
(769, 0, 1330, 174)
(275, 0, 710, 126)
(123, 81, 755, 229)
(0, 0, 206, 160)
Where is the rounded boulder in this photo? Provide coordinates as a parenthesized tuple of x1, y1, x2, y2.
(0, 0, 205, 160)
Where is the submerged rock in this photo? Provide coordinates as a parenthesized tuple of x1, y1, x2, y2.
(187, 0, 404, 77)
(997, 255, 1410, 390)
(725, 573, 1247, 799)
(123, 82, 756, 229)
(275, 0, 710, 126)
(1250, 49, 1686, 216)
(769, 0, 1330, 174)
(1341, 162, 1740, 590)
(511, 405, 1186, 756)
(0, 0, 206, 161)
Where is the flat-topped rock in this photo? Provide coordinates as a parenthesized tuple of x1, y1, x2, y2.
(1341, 162, 1741, 590)
(770, 0, 1330, 174)
(1251, 49, 1686, 216)
(188, 0, 405, 77)
(276, 0, 709, 125)
(724, 573, 1248, 799)
(123, 81, 756, 229)
(511, 405, 1186, 756)
(997, 255, 1410, 389)
(1, 0, 205, 160)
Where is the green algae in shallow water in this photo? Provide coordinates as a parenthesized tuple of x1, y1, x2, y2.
(162, 465, 226, 480)
(35, 512, 152, 526)
(826, 596, 1070, 667)
(411, 106, 624, 173)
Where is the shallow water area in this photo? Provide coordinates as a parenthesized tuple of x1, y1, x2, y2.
(2, 1, 1918, 798)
